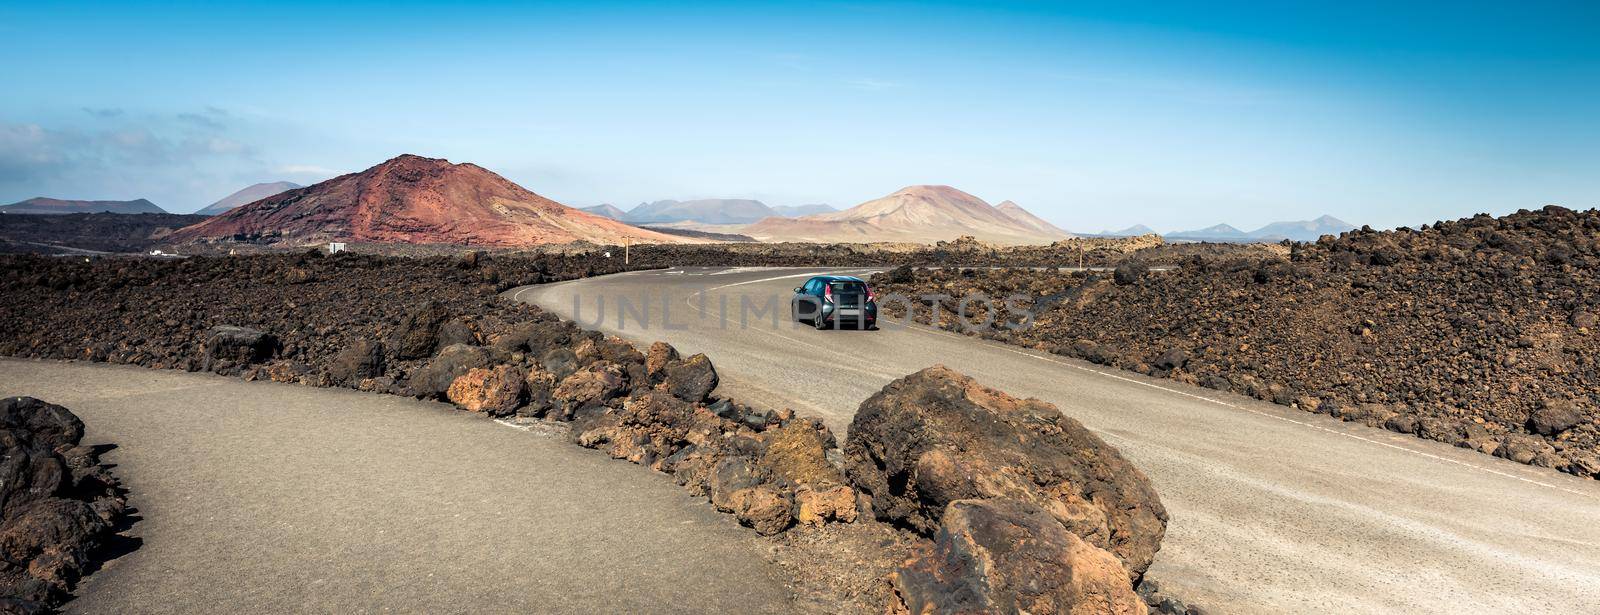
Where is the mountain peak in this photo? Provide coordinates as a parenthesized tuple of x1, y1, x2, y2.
(743, 185, 1070, 245)
(196, 181, 303, 215)
(993, 200, 1073, 238)
(169, 155, 691, 246)
(0, 197, 166, 215)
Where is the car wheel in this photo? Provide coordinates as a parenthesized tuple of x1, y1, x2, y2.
(814, 315, 829, 330)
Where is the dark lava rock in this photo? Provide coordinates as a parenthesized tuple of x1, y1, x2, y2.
(845, 366, 1167, 580)
(1154, 348, 1189, 371)
(663, 353, 718, 402)
(1529, 400, 1585, 436)
(436, 318, 478, 348)
(200, 325, 278, 372)
(390, 300, 451, 360)
(0, 397, 128, 612)
(889, 498, 1145, 615)
(327, 340, 385, 384)
(539, 347, 580, 381)
(1114, 260, 1149, 286)
(407, 343, 490, 398)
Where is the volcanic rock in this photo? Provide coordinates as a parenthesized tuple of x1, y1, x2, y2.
(1529, 400, 1585, 436)
(1154, 348, 1189, 371)
(0, 398, 127, 611)
(408, 343, 490, 398)
(709, 457, 795, 536)
(889, 498, 1145, 615)
(520, 369, 558, 417)
(664, 353, 718, 402)
(200, 325, 278, 373)
(327, 340, 385, 384)
(646, 341, 679, 382)
(1114, 260, 1148, 285)
(551, 362, 627, 419)
(446, 364, 526, 416)
(845, 366, 1167, 579)
(391, 300, 451, 360)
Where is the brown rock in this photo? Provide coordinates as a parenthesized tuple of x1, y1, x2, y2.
(551, 362, 628, 418)
(445, 364, 526, 416)
(646, 341, 679, 381)
(573, 390, 714, 466)
(727, 485, 793, 536)
(795, 485, 858, 526)
(1529, 400, 1585, 436)
(407, 343, 490, 398)
(890, 498, 1144, 615)
(845, 365, 1167, 579)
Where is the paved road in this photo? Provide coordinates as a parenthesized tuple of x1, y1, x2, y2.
(0, 359, 792, 614)
(511, 266, 1600, 614)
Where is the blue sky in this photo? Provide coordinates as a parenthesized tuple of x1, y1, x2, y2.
(1, 1, 1595, 232)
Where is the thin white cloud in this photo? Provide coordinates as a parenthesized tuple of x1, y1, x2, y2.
(847, 77, 903, 91)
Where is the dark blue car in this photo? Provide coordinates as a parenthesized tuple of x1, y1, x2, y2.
(791, 275, 877, 330)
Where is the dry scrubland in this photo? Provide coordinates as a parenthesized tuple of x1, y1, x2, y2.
(873, 206, 1600, 479)
(0, 252, 1190, 614)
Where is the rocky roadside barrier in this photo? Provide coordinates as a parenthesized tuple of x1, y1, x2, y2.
(872, 205, 1600, 480)
(0, 251, 633, 387)
(0, 252, 1189, 613)
(0, 397, 129, 613)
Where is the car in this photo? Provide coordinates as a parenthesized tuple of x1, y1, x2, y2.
(791, 275, 877, 330)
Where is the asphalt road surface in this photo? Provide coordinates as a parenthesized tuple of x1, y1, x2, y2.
(0, 359, 792, 614)
(511, 266, 1600, 614)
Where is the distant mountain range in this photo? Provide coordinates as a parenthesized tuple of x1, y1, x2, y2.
(742, 185, 1072, 245)
(623, 199, 774, 225)
(580, 199, 838, 225)
(1247, 215, 1357, 241)
(771, 204, 835, 217)
(1166, 223, 1251, 240)
(1088, 216, 1354, 242)
(196, 181, 303, 216)
(168, 154, 692, 246)
(580, 203, 628, 219)
(1095, 224, 1158, 237)
(1165, 215, 1355, 242)
(0, 197, 166, 215)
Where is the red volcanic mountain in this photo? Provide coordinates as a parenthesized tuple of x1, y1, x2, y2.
(169, 155, 689, 246)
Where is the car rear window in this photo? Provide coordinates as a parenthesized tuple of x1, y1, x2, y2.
(830, 282, 865, 293)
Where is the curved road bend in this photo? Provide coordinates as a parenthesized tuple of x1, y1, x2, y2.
(0, 359, 792, 614)
(510, 266, 1600, 615)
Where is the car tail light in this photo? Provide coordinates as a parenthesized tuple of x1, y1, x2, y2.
(824, 284, 833, 300)
(866, 285, 876, 302)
